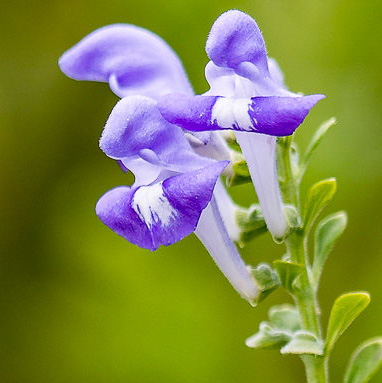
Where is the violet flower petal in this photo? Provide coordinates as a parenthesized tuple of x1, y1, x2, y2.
(96, 162, 228, 251)
(100, 96, 213, 184)
(158, 94, 324, 136)
(206, 10, 268, 74)
(59, 24, 193, 99)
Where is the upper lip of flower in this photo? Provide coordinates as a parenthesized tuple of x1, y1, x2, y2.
(155, 9, 324, 240)
(58, 23, 194, 100)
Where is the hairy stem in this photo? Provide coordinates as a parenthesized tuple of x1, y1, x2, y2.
(280, 137, 328, 382)
(286, 232, 328, 383)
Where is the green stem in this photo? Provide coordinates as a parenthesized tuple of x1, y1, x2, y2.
(279, 137, 328, 382)
(277, 136, 299, 208)
(286, 231, 328, 383)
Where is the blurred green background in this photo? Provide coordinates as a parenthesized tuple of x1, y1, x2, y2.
(1, 0, 381, 382)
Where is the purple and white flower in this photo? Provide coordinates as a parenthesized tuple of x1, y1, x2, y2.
(59, 9, 323, 301)
(59, 19, 260, 301)
(158, 10, 324, 240)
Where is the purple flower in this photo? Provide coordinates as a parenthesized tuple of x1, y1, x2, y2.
(59, 22, 259, 301)
(158, 10, 324, 240)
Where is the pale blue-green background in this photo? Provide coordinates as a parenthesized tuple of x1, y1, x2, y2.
(1, 0, 381, 382)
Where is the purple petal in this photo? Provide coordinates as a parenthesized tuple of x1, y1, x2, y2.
(158, 94, 325, 136)
(59, 24, 193, 99)
(245, 95, 325, 135)
(96, 162, 228, 251)
(100, 95, 212, 175)
(158, 94, 218, 131)
(206, 10, 268, 73)
(117, 160, 129, 173)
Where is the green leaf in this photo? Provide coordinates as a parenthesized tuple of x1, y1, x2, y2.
(268, 304, 301, 333)
(246, 304, 301, 350)
(245, 323, 290, 349)
(303, 178, 337, 234)
(300, 117, 336, 178)
(344, 337, 382, 383)
(251, 263, 281, 304)
(325, 292, 371, 355)
(273, 260, 303, 293)
(312, 211, 348, 287)
(281, 330, 324, 355)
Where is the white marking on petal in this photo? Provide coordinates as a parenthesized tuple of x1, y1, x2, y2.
(211, 98, 256, 131)
(132, 183, 177, 228)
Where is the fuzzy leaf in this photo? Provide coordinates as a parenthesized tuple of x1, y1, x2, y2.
(245, 322, 290, 349)
(303, 178, 337, 234)
(344, 337, 382, 383)
(273, 260, 303, 293)
(246, 304, 300, 349)
(325, 292, 370, 355)
(281, 330, 324, 355)
(251, 263, 281, 304)
(312, 211, 348, 287)
(268, 305, 301, 333)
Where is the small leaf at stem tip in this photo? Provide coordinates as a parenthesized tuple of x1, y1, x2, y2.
(312, 211, 348, 288)
(344, 337, 382, 383)
(303, 178, 337, 234)
(325, 292, 371, 355)
(273, 260, 303, 293)
(281, 330, 324, 355)
(300, 117, 336, 178)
